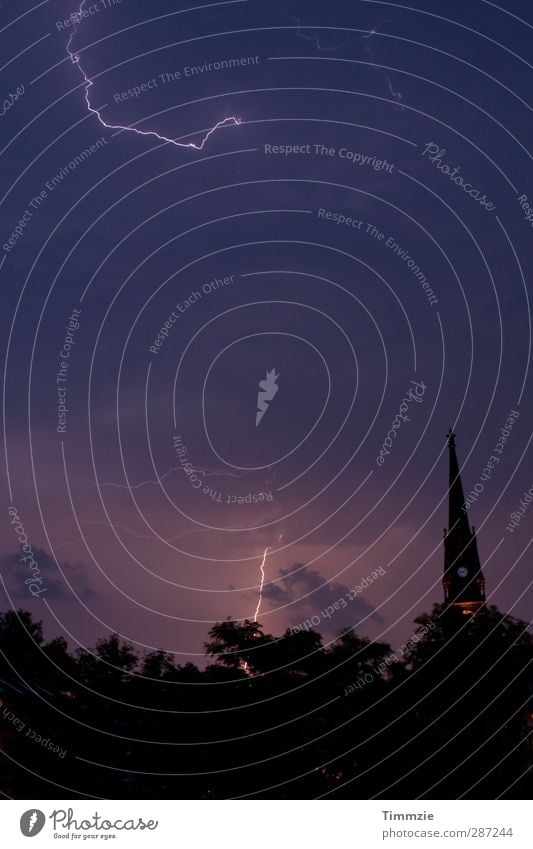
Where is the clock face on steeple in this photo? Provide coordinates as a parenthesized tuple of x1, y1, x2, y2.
(457, 566, 469, 578)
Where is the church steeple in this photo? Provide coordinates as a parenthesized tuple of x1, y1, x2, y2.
(443, 431, 485, 615)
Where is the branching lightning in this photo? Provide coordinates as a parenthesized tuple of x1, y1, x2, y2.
(285, 8, 404, 107)
(363, 22, 403, 107)
(287, 11, 358, 52)
(76, 464, 251, 492)
(66, 0, 242, 150)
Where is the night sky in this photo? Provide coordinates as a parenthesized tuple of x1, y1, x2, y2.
(1, 0, 532, 662)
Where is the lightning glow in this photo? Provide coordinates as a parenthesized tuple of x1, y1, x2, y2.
(66, 0, 242, 150)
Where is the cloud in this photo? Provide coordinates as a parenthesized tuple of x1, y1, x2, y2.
(263, 563, 382, 633)
(0, 548, 96, 603)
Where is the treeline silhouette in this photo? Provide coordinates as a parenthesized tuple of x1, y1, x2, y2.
(0, 605, 531, 799)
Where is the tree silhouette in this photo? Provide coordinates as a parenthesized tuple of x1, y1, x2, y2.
(0, 605, 530, 799)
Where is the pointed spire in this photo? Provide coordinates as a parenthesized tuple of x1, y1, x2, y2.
(447, 428, 469, 541)
(443, 431, 485, 610)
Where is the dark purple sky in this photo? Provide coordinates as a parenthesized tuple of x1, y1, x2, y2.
(1, 0, 532, 661)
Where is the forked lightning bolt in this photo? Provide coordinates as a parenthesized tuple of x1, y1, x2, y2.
(66, 1, 242, 149)
(28, 812, 38, 833)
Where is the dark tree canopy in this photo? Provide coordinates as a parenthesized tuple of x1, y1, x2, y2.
(0, 606, 530, 799)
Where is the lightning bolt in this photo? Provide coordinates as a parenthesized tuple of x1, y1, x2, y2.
(241, 534, 282, 675)
(28, 812, 38, 833)
(253, 545, 269, 622)
(241, 546, 269, 676)
(66, 0, 242, 150)
(253, 533, 283, 621)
